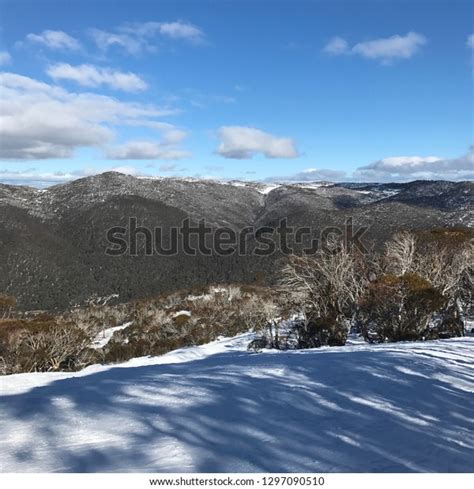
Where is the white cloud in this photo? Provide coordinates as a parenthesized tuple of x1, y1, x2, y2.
(106, 140, 190, 160)
(25, 30, 82, 51)
(0, 51, 11, 65)
(324, 32, 427, 63)
(154, 21, 204, 42)
(323, 37, 348, 55)
(0, 169, 82, 186)
(264, 149, 474, 183)
(161, 129, 188, 145)
(467, 34, 474, 49)
(0, 72, 184, 160)
(354, 147, 474, 181)
(0, 166, 145, 187)
(288, 168, 346, 181)
(217, 126, 299, 159)
(109, 165, 143, 176)
(353, 32, 426, 61)
(265, 168, 347, 183)
(89, 21, 205, 55)
(121, 21, 204, 43)
(46, 63, 147, 92)
(88, 28, 143, 55)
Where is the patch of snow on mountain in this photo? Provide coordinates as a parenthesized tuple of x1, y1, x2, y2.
(172, 310, 192, 318)
(91, 322, 133, 349)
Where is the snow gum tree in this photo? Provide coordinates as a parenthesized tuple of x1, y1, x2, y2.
(385, 229, 473, 331)
(280, 241, 367, 347)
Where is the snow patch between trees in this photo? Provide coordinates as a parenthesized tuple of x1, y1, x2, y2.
(91, 322, 133, 349)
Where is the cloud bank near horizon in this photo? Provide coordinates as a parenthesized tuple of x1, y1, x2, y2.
(0, 9, 472, 187)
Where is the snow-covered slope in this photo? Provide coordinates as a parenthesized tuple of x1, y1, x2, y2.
(0, 335, 473, 473)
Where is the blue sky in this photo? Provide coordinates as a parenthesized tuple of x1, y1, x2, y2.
(0, 0, 472, 186)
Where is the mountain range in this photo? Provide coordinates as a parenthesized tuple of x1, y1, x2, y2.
(0, 172, 472, 310)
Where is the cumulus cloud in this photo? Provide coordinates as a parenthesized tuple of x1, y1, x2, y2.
(89, 20, 205, 55)
(324, 32, 427, 63)
(354, 147, 474, 181)
(88, 28, 143, 55)
(124, 21, 205, 43)
(263, 149, 473, 183)
(161, 129, 188, 145)
(353, 32, 426, 61)
(217, 126, 299, 159)
(25, 30, 82, 51)
(106, 140, 190, 160)
(467, 34, 474, 49)
(0, 72, 184, 160)
(46, 63, 147, 92)
(0, 51, 11, 65)
(158, 21, 204, 42)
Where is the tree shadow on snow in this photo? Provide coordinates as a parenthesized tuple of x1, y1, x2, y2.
(0, 339, 473, 472)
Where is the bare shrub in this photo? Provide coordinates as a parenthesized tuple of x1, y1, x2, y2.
(0, 317, 97, 374)
(240, 296, 280, 347)
(66, 300, 131, 336)
(20, 325, 96, 372)
(385, 229, 472, 305)
(280, 242, 367, 347)
(414, 232, 472, 305)
(103, 284, 284, 363)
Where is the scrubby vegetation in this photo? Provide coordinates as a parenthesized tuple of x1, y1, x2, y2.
(102, 285, 281, 363)
(272, 228, 472, 348)
(280, 240, 367, 347)
(0, 228, 472, 374)
(0, 314, 100, 374)
(0, 293, 137, 374)
(0, 285, 282, 374)
(359, 274, 446, 342)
